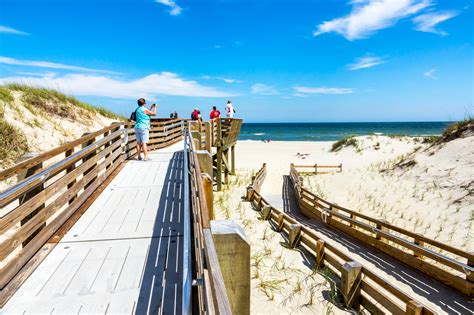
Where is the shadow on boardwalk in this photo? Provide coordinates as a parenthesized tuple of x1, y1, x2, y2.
(281, 175, 472, 314)
(135, 152, 184, 314)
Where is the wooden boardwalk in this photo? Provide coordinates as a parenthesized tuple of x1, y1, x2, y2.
(2, 142, 185, 314)
(277, 175, 473, 314)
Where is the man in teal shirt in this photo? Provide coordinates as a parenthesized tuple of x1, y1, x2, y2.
(135, 98, 157, 161)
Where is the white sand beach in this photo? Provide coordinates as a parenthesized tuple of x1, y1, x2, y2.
(213, 133, 473, 314)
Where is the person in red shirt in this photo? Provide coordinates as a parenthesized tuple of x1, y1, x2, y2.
(209, 106, 221, 119)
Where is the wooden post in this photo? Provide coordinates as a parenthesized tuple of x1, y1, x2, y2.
(224, 149, 229, 184)
(414, 238, 425, 260)
(18, 153, 45, 247)
(405, 300, 424, 315)
(315, 240, 325, 268)
(288, 224, 302, 248)
(231, 145, 235, 175)
(216, 119, 223, 191)
(314, 163, 318, 174)
(349, 213, 355, 227)
(261, 206, 272, 220)
(375, 220, 388, 240)
(205, 122, 211, 152)
(81, 133, 97, 189)
(467, 253, 473, 283)
(211, 221, 251, 315)
(246, 187, 254, 201)
(276, 213, 284, 232)
(65, 148, 76, 205)
(201, 173, 214, 220)
(341, 261, 363, 309)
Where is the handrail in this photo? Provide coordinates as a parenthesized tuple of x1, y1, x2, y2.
(290, 164, 474, 296)
(186, 127, 232, 314)
(182, 126, 192, 314)
(0, 119, 184, 294)
(247, 164, 436, 314)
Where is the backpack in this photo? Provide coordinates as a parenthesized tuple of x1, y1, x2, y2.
(129, 108, 138, 121)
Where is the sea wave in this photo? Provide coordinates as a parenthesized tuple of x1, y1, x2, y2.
(253, 133, 266, 136)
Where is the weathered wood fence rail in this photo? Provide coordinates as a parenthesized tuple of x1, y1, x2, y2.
(185, 128, 232, 314)
(247, 164, 436, 314)
(0, 118, 231, 313)
(290, 164, 474, 297)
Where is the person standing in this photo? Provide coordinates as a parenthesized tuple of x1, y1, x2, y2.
(225, 100, 235, 118)
(135, 98, 157, 161)
(210, 106, 220, 119)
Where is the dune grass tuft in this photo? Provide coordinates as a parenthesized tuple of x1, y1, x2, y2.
(330, 135, 358, 152)
(5, 84, 125, 120)
(0, 119, 29, 168)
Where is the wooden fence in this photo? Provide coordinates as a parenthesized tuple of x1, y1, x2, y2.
(0, 118, 230, 313)
(247, 164, 436, 314)
(186, 128, 232, 314)
(290, 164, 474, 297)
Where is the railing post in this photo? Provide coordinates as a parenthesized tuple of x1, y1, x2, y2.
(375, 220, 388, 240)
(405, 300, 424, 315)
(205, 122, 212, 152)
(288, 224, 302, 248)
(315, 239, 325, 269)
(202, 173, 214, 220)
(414, 237, 425, 260)
(261, 205, 272, 220)
(81, 132, 97, 189)
(65, 148, 76, 205)
(246, 186, 254, 201)
(247, 186, 254, 201)
(17, 153, 45, 247)
(211, 220, 251, 315)
(341, 261, 362, 309)
(230, 145, 235, 175)
(467, 253, 473, 283)
(276, 213, 284, 232)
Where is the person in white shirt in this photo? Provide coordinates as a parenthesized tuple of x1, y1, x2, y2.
(225, 100, 235, 118)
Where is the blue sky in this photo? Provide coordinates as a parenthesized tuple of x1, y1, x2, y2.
(0, 0, 472, 122)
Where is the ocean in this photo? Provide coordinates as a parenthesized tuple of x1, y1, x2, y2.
(239, 122, 451, 142)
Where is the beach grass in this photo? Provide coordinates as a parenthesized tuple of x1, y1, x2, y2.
(4, 84, 125, 120)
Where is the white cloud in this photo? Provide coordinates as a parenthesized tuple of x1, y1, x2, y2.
(413, 11, 458, 36)
(251, 83, 278, 95)
(0, 56, 116, 74)
(201, 75, 242, 84)
(0, 25, 29, 35)
(347, 55, 386, 70)
(0, 72, 234, 98)
(423, 68, 437, 78)
(294, 86, 353, 95)
(155, 0, 182, 16)
(313, 0, 432, 40)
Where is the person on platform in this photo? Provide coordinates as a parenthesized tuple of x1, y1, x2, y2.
(210, 106, 220, 119)
(225, 100, 235, 118)
(135, 98, 157, 161)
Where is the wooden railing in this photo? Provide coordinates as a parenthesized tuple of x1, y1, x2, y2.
(0, 118, 231, 313)
(185, 128, 232, 314)
(247, 164, 436, 314)
(293, 163, 342, 174)
(290, 164, 474, 296)
(0, 123, 128, 289)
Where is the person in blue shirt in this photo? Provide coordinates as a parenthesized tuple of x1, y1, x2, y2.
(135, 98, 157, 161)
